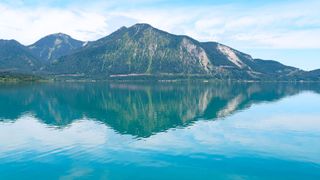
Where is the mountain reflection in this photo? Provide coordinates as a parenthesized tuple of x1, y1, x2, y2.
(0, 82, 319, 137)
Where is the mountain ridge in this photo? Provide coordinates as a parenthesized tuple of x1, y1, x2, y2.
(0, 39, 41, 73)
(0, 23, 319, 81)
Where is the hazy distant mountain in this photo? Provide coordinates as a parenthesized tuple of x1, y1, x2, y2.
(0, 23, 319, 80)
(0, 40, 40, 73)
(299, 69, 320, 81)
(28, 33, 84, 62)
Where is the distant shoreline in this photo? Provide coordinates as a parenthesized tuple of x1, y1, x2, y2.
(1, 73, 320, 83)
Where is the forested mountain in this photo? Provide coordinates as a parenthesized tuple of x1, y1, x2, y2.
(28, 33, 84, 63)
(0, 40, 41, 73)
(0, 23, 318, 81)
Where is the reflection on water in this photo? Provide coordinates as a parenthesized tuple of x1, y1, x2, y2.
(1, 82, 319, 137)
(0, 82, 320, 179)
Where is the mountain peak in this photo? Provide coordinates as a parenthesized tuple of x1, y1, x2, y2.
(132, 23, 153, 28)
(28, 33, 84, 62)
(130, 23, 154, 31)
(118, 26, 128, 30)
(56, 32, 68, 36)
(0, 39, 21, 45)
(40, 33, 73, 41)
(0, 39, 40, 73)
(113, 24, 154, 34)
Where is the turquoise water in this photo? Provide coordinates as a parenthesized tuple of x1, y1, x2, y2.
(0, 82, 319, 179)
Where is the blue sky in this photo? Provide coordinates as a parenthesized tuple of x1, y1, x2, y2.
(0, 0, 319, 70)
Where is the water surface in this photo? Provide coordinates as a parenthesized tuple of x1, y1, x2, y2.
(0, 82, 319, 179)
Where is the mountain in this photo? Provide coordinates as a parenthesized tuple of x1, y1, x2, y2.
(45, 24, 303, 80)
(0, 23, 318, 81)
(28, 33, 84, 63)
(46, 24, 217, 77)
(0, 39, 41, 73)
(200, 43, 300, 79)
(299, 69, 320, 81)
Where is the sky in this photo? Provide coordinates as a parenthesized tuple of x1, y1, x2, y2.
(0, 0, 319, 70)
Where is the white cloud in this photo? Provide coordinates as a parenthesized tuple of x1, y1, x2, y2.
(0, 0, 319, 49)
(0, 4, 110, 44)
(233, 29, 320, 49)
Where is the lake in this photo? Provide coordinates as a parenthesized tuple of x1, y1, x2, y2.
(0, 82, 319, 179)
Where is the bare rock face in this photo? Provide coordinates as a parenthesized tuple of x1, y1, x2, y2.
(181, 38, 213, 73)
(216, 44, 246, 69)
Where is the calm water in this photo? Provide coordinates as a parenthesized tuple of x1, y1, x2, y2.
(0, 82, 320, 179)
